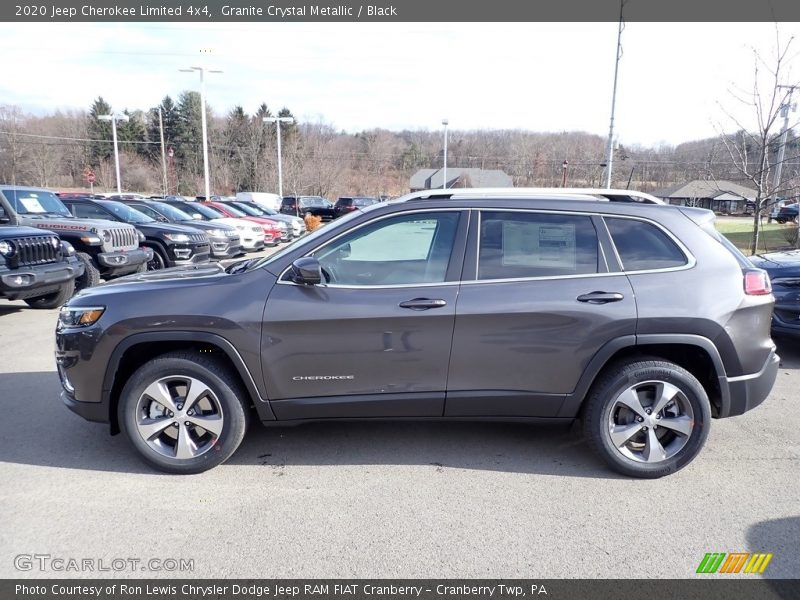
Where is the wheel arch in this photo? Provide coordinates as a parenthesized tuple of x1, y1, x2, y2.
(104, 331, 274, 434)
(559, 334, 729, 419)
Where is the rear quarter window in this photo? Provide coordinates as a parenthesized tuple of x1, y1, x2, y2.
(605, 217, 688, 271)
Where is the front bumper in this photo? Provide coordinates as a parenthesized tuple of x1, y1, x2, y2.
(0, 259, 84, 300)
(97, 247, 153, 276)
(169, 242, 211, 266)
(209, 237, 243, 258)
(720, 350, 780, 417)
(771, 298, 800, 338)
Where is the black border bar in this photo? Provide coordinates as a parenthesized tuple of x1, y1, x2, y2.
(3, 0, 800, 22)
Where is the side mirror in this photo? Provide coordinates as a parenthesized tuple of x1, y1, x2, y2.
(289, 257, 322, 285)
(192, 213, 202, 220)
(0, 207, 8, 224)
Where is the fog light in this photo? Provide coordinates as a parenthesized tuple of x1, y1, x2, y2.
(13, 274, 32, 286)
(174, 249, 191, 259)
(107, 255, 128, 266)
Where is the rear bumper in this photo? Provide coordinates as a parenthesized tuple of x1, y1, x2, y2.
(720, 350, 780, 417)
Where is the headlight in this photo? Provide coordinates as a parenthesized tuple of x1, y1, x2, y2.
(164, 233, 191, 242)
(137, 231, 146, 243)
(0, 240, 15, 257)
(278, 223, 287, 230)
(102, 231, 112, 243)
(235, 224, 245, 230)
(60, 241, 76, 256)
(58, 306, 105, 328)
(207, 229, 226, 237)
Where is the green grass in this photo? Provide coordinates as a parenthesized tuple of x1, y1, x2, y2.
(715, 219, 796, 253)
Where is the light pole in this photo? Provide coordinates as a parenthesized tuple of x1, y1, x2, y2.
(98, 113, 129, 193)
(442, 119, 449, 189)
(263, 116, 294, 198)
(604, 0, 626, 188)
(562, 160, 569, 187)
(180, 66, 222, 201)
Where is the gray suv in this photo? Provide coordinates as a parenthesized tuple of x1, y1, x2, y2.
(55, 189, 779, 477)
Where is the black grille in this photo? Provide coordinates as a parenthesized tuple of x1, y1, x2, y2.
(11, 236, 60, 266)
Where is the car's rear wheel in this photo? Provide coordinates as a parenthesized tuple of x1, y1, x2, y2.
(119, 352, 249, 474)
(583, 359, 711, 478)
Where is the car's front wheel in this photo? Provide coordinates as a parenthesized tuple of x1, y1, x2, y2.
(119, 352, 249, 474)
(583, 359, 711, 478)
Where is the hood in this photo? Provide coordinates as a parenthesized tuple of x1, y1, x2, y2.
(211, 217, 263, 231)
(751, 249, 800, 268)
(1, 225, 57, 237)
(71, 263, 228, 302)
(20, 216, 133, 234)
(135, 222, 205, 235)
(174, 220, 234, 233)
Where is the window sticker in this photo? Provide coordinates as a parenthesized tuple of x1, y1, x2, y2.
(502, 222, 576, 269)
(18, 196, 46, 213)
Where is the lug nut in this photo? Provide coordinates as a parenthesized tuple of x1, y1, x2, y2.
(656, 414, 661, 420)
(184, 421, 190, 427)
(172, 422, 179, 428)
(645, 408, 652, 414)
(636, 417, 644, 422)
(642, 426, 648, 431)
(187, 410, 194, 416)
(176, 403, 184, 411)
(168, 411, 174, 417)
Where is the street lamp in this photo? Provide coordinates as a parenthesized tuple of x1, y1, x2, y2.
(263, 116, 295, 198)
(562, 160, 569, 187)
(179, 66, 223, 201)
(98, 113, 129, 193)
(441, 119, 449, 189)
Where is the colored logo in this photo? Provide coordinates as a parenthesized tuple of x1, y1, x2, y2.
(697, 552, 773, 574)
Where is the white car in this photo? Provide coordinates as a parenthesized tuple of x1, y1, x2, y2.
(163, 200, 266, 252)
(237, 191, 282, 211)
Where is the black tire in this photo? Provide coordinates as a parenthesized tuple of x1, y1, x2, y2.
(23, 279, 75, 309)
(582, 359, 711, 478)
(118, 352, 250, 474)
(74, 252, 101, 291)
(776, 218, 786, 224)
(146, 247, 167, 271)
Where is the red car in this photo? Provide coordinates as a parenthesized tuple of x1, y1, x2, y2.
(203, 201, 284, 246)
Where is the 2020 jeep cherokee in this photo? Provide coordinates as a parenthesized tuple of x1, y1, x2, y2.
(55, 189, 779, 477)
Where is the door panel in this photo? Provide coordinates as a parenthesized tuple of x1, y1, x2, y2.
(261, 283, 458, 416)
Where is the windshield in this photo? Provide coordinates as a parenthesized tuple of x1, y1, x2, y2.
(230, 202, 264, 216)
(149, 201, 194, 221)
(300, 196, 332, 208)
(354, 197, 378, 206)
(178, 202, 224, 219)
(98, 200, 156, 223)
(1, 188, 72, 217)
(217, 203, 247, 217)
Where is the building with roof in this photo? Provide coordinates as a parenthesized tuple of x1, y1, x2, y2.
(410, 168, 513, 192)
(653, 180, 757, 214)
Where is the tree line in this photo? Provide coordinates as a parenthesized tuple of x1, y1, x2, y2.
(1, 94, 798, 202)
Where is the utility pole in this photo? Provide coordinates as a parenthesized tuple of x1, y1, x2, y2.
(98, 113, 129, 194)
(442, 119, 449, 189)
(604, 0, 626, 189)
(158, 106, 168, 197)
(771, 85, 798, 247)
(263, 116, 295, 198)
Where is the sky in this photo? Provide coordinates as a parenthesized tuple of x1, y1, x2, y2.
(1, 21, 799, 147)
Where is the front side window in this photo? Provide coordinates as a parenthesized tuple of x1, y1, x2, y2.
(478, 211, 599, 280)
(312, 211, 461, 286)
(70, 203, 111, 220)
(605, 217, 687, 271)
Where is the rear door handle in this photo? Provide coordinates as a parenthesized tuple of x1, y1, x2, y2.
(576, 291, 624, 304)
(399, 298, 447, 310)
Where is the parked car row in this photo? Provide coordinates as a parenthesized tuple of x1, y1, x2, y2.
(0, 186, 314, 310)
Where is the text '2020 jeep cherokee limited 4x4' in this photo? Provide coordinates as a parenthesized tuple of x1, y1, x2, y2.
(56, 189, 779, 477)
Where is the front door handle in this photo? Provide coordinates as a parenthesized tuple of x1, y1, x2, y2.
(399, 298, 447, 310)
(576, 291, 624, 304)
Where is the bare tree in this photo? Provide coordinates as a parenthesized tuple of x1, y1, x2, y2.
(717, 31, 800, 254)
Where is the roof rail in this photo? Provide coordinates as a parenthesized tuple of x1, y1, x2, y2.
(401, 187, 664, 204)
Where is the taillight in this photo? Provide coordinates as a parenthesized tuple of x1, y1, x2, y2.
(744, 269, 772, 295)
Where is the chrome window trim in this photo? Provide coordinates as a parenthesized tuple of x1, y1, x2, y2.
(276, 208, 465, 289)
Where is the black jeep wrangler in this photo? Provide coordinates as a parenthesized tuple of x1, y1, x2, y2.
(0, 225, 83, 309)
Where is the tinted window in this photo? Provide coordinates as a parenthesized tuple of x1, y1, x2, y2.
(70, 203, 112, 220)
(478, 212, 599, 280)
(313, 212, 460, 285)
(605, 217, 687, 271)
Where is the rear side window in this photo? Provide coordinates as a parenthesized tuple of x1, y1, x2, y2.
(478, 211, 599, 280)
(605, 217, 687, 271)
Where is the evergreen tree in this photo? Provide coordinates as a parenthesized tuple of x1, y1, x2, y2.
(87, 97, 113, 166)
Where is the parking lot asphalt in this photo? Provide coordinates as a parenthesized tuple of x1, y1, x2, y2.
(0, 263, 798, 579)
